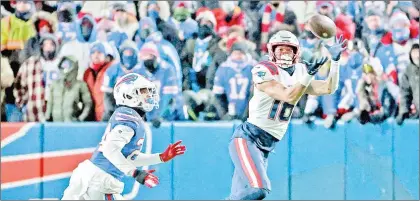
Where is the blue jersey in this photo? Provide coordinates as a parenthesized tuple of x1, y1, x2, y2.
(136, 62, 180, 120)
(213, 60, 253, 116)
(90, 106, 145, 181)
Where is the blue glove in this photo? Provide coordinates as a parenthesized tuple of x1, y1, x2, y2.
(302, 56, 328, 75)
(324, 35, 347, 61)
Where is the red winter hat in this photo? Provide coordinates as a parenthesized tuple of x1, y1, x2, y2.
(38, 19, 52, 32)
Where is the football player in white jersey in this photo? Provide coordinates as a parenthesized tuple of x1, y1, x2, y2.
(62, 73, 186, 200)
(226, 31, 347, 200)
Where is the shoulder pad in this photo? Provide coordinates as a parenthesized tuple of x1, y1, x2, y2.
(256, 61, 279, 75)
(114, 107, 142, 126)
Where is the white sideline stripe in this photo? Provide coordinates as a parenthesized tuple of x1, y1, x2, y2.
(1, 147, 96, 162)
(1, 172, 73, 189)
(1, 123, 36, 148)
(237, 138, 259, 188)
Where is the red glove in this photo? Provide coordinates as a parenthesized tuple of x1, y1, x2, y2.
(159, 140, 186, 162)
(133, 169, 159, 188)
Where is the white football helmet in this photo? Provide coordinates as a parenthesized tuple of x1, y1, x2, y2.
(114, 73, 159, 112)
(267, 30, 300, 68)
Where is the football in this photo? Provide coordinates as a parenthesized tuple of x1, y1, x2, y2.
(308, 14, 337, 39)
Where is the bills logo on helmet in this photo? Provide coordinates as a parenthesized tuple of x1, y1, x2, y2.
(115, 73, 139, 88)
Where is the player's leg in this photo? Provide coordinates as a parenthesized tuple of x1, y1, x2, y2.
(83, 188, 125, 200)
(227, 138, 270, 200)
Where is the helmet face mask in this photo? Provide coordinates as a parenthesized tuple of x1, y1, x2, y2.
(267, 31, 300, 68)
(114, 73, 159, 112)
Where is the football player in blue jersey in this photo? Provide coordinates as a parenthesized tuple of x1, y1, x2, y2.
(62, 73, 186, 200)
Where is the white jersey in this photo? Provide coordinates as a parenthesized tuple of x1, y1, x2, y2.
(247, 61, 308, 140)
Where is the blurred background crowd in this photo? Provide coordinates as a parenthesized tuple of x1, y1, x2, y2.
(1, 0, 419, 129)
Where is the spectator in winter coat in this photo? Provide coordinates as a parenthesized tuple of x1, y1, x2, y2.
(138, 1, 182, 51)
(396, 43, 419, 125)
(361, 9, 387, 57)
(134, 17, 182, 88)
(1, 57, 14, 121)
(137, 43, 185, 127)
(83, 41, 115, 121)
(168, 2, 198, 42)
(46, 56, 92, 122)
(376, 12, 417, 107)
(60, 14, 98, 80)
(20, 11, 58, 63)
(101, 40, 141, 121)
(110, 2, 138, 41)
(55, 2, 78, 44)
(1, 0, 36, 122)
(13, 34, 61, 122)
(239, 1, 263, 48)
(180, 10, 226, 91)
(356, 63, 391, 124)
(37, 34, 61, 102)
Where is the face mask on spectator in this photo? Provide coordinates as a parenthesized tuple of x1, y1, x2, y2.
(198, 24, 213, 39)
(148, 10, 160, 21)
(144, 57, 158, 73)
(392, 28, 410, 43)
(81, 19, 93, 39)
(43, 50, 56, 60)
(15, 10, 31, 21)
(121, 49, 138, 70)
(140, 28, 152, 40)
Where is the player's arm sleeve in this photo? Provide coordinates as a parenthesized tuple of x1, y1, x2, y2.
(130, 153, 163, 167)
(306, 60, 340, 95)
(101, 124, 137, 177)
(251, 64, 276, 84)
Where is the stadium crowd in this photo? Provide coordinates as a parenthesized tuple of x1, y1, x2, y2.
(1, 0, 419, 129)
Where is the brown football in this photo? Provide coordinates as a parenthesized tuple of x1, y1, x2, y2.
(308, 14, 337, 39)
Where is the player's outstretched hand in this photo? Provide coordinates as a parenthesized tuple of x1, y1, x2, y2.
(323, 35, 347, 61)
(302, 56, 328, 75)
(160, 140, 186, 162)
(133, 169, 159, 188)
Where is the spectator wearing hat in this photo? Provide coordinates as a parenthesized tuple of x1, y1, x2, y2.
(356, 62, 394, 125)
(211, 41, 255, 121)
(101, 40, 142, 121)
(1, 0, 36, 122)
(396, 42, 419, 125)
(138, 1, 182, 51)
(12, 33, 60, 122)
(83, 41, 115, 121)
(110, 2, 138, 41)
(46, 55, 92, 122)
(20, 11, 58, 63)
(212, 1, 245, 37)
(168, 1, 198, 42)
(134, 17, 182, 88)
(180, 9, 225, 91)
(259, 1, 300, 53)
(136, 42, 185, 127)
(56, 2, 78, 44)
(361, 9, 387, 56)
(60, 14, 98, 79)
(375, 11, 417, 109)
(206, 25, 258, 89)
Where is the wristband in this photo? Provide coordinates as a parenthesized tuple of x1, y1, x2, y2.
(299, 73, 314, 87)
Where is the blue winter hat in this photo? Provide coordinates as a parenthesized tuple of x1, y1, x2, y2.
(90, 42, 106, 55)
